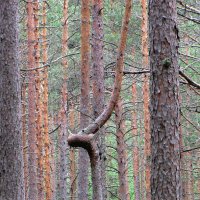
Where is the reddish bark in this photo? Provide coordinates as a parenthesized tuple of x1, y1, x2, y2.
(27, 1, 38, 199)
(132, 79, 140, 200)
(115, 97, 130, 200)
(34, 1, 44, 199)
(141, 0, 151, 199)
(41, 1, 52, 199)
(77, 0, 91, 199)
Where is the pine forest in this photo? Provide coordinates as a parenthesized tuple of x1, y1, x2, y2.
(0, 0, 200, 200)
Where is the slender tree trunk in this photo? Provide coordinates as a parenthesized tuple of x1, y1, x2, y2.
(78, 0, 91, 199)
(27, 1, 38, 199)
(0, 1, 24, 199)
(141, 0, 150, 199)
(34, 1, 44, 199)
(149, 0, 181, 199)
(58, 0, 69, 199)
(41, 1, 52, 199)
(132, 79, 140, 200)
(115, 97, 130, 200)
(91, 0, 106, 199)
(22, 82, 28, 200)
(69, 106, 77, 200)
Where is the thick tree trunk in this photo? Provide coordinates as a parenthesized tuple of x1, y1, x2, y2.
(0, 1, 24, 199)
(58, 1, 69, 199)
(91, 0, 106, 198)
(141, 0, 151, 199)
(27, 1, 38, 199)
(149, 0, 181, 199)
(115, 97, 130, 200)
(77, 0, 91, 199)
(132, 80, 140, 200)
(41, 1, 52, 199)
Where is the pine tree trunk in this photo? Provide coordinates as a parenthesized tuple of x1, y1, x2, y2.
(69, 106, 77, 200)
(115, 97, 130, 200)
(22, 82, 28, 200)
(27, 1, 38, 199)
(149, 0, 181, 199)
(0, 1, 24, 199)
(141, 0, 151, 199)
(34, 1, 44, 199)
(41, 1, 52, 199)
(78, 0, 91, 199)
(132, 80, 140, 200)
(58, 0, 69, 199)
(91, 0, 106, 198)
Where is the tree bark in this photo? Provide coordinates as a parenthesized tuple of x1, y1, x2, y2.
(41, 1, 52, 199)
(141, 0, 151, 199)
(22, 82, 28, 200)
(0, 1, 24, 199)
(91, 0, 106, 198)
(115, 97, 130, 200)
(69, 106, 77, 200)
(34, 1, 44, 199)
(27, 1, 38, 199)
(58, 0, 69, 199)
(77, 0, 91, 199)
(132, 80, 140, 200)
(149, 0, 182, 199)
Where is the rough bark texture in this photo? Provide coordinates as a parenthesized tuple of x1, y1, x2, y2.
(115, 98, 130, 200)
(91, 0, 106, 198)
(149, 0, 181, 199)
(34, 1, 44, 199)
(58, 0, 69, 199)
(41, 1, 52, 199)
(141, 0, 151, 199)
(132, 80, 140, 200)
(0, 1, 24, 199)
(27, 1, 38, 199)
(77, 0, 91, 199)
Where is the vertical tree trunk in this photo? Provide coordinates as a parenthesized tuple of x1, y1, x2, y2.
(34, 1, 44, 199)
(91, 0, 106, 198)
(58, 0, 69, 199)
(115, 97, 130, 200)
(132, 80, 140, 200)
(41, 1, 52, 199)
(22, 82, 28, 200)
(69, 106, 77, 200)
(27, 1, 38, 199)
(149, 0, 181, 199)
(0, 1, 24, 199)
(78, 0, 91, 199)
(141, 0, 150, 199)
